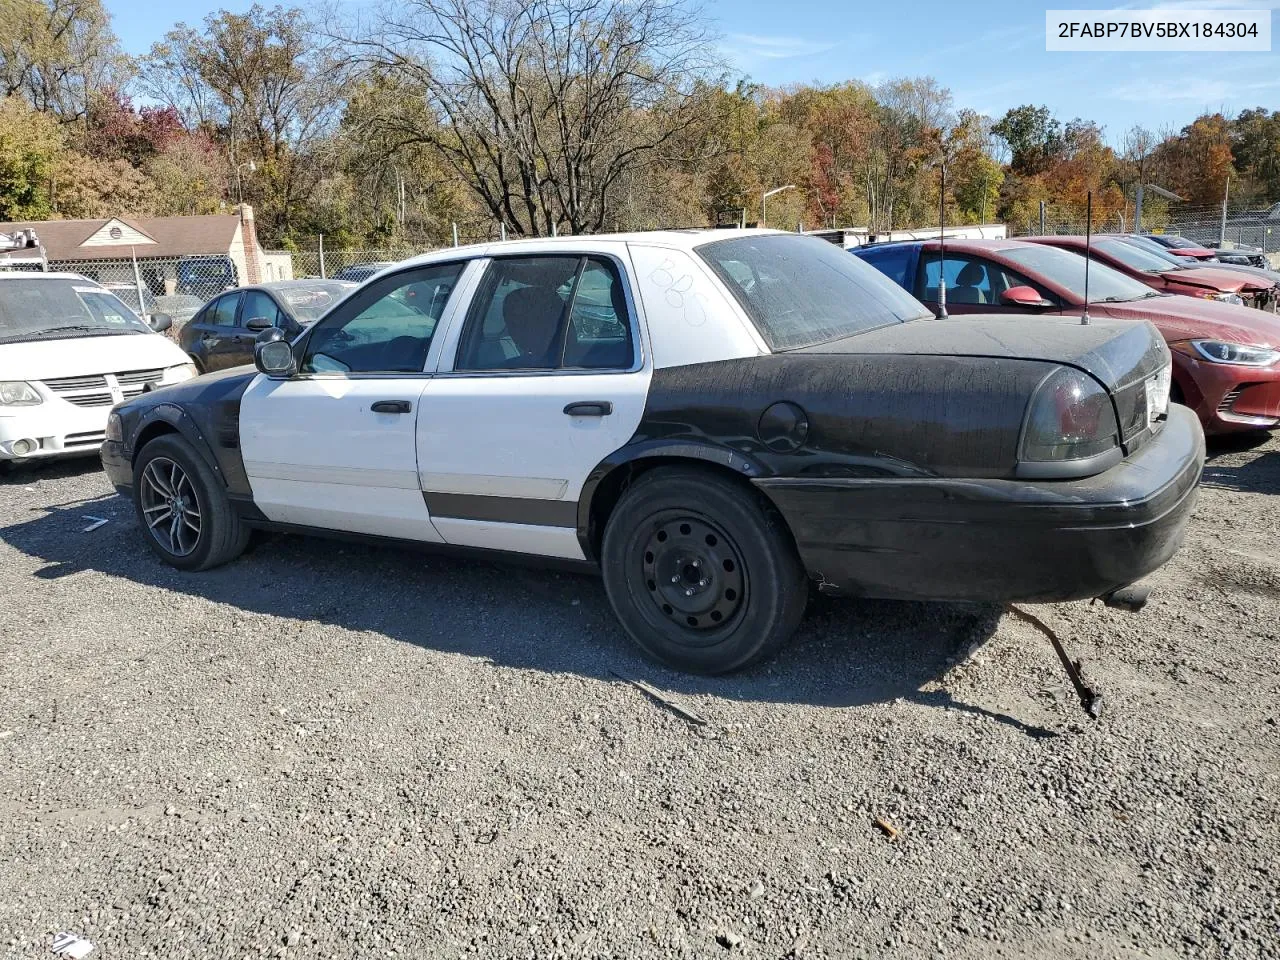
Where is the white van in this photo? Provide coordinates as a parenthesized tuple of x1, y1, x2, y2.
(0, 273, 197, 467)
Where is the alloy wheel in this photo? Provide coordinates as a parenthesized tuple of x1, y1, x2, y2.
(139, 456, 202, 557)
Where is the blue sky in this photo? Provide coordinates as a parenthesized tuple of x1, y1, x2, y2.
(105, 0, 1280, 144)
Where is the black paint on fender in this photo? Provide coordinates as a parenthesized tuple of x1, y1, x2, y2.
(103, 367, 257, 497)
(425, 492, 578, 528)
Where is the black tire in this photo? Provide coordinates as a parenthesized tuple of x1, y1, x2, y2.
(132, 434, 249, 571)
(601, 466, 808, 674)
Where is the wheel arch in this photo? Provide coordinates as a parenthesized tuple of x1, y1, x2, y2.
(577, 441, 780, 562)
(130, 403, 225, 485)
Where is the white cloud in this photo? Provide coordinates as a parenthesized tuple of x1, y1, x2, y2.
(721, 33, 840, 62)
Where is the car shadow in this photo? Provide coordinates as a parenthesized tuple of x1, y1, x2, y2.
(0, 490, 1060, 737)
(1202, 433, 1279, 495)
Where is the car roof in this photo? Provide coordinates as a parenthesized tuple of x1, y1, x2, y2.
(855, 237, 1051, 255)
(0, 271, 98, 283)
(253, 279, 355, 290)
(396, 228, 789, 269)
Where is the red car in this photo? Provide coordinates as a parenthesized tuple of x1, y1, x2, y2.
(852, 238, 1280, 433)
(1144, 234, 1219, 261)
(1023, 235, 1277, 311)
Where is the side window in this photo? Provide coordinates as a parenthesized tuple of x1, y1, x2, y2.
(455, 256, 634, 372)
(206, 293, 240, 326)
(240, 290, 283, 328)
(301, 262, 464, 374)
(920, 255, 993, 305)
(859, 246, 914, 289)
(563, 259, 634, 369)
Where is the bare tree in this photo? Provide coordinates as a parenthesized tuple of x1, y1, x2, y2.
(339, 0, 721, 236)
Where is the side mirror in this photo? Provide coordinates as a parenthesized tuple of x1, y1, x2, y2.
(147, 312, 173, 332)
(254, 329, 297, 378)
(245, 316, 275, 332)
(1000, 285, 1053, 308)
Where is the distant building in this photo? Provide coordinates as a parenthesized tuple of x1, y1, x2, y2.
(0, 205, 292, 294)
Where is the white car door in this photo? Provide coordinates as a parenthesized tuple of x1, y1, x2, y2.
(239, 260, 473, 540)
(419, 247, 651, 559)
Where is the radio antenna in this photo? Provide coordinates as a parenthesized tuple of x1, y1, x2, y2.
(1081, 191, 1093, 325)
(936, 157, 948, 319)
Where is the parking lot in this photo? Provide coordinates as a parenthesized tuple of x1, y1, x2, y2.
(1, 435, 1277, 959)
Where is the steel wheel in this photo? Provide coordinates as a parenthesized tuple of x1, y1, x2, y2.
(139, 456, 202, 557)
(639, 512, 747, 643)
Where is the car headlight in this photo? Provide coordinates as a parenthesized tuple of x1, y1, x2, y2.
(163, 362, 199, 384)
(0, 381, 43, 405)
(1189, 340, 1280, 366)
(105, 411, 123, 442)
(1020, 367, 1120, 466)
(1198, 291, 1245, 306)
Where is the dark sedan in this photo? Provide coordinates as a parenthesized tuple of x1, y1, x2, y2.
(178, 280, 354, 372)
(853, 238, 1280, 434)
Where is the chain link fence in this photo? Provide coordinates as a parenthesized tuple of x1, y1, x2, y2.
(1010, 201, 1280, 262)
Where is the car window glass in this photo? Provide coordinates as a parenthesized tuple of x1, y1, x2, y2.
(301, 263, 464, 374)
(562, 259, 634, 369)
(79, 291, 141, 326)
(698, 235, 931, 351)
(456, 256, 583, 371)
(207, 294, 240, 327)
(921, 255, 995, 304)
(860, 245, 914, 288)
(240, 291, 282, 327)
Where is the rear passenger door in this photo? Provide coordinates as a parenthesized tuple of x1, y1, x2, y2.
(191, 292, 244, 371)
(418, 247, 651, 560)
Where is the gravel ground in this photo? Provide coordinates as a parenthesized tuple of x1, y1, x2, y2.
(1, 434, 1277, 960)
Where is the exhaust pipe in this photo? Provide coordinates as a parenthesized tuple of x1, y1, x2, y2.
(1098, 582, 1152, 613)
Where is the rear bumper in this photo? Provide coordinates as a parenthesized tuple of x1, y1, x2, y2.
(756, 404, 1205, 604)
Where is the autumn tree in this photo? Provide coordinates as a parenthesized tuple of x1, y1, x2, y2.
(139, 5, 346, 237)
(0, 96, 64, 218)
(991, 104, 1061, 177)
(0, 0, 128, 122)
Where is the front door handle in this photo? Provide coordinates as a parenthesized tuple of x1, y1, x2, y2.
(371, 400, 412, 414)
(563, 401, 613, 417)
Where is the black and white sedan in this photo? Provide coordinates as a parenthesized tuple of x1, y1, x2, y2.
(102, 231, 1205, 673)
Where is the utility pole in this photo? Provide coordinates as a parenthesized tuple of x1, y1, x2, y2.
(1220, 174, 1231, 247)
(761, 185, 796, 228)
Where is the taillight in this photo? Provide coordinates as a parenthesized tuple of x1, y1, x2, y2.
(1020, 367, 1120, 469)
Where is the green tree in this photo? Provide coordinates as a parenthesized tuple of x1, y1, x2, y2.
(991, 105, 1061, 177)
(0, 95, 64, 219)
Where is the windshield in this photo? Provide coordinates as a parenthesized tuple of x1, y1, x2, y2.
(277, 282, 351, 322)
(1116, 236, 1187, 266)
(1159, 235, 1197, 249)
(1002, 244, 1161, 303)
(697, 234, 932, 350)
(0, 278, 151, 343)
(1094, 237, 1179, 273)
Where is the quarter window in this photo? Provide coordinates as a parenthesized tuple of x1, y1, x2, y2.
(456, 256, 634, 371)
(301, 263, 464, 374)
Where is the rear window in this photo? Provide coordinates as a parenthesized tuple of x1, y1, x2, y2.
(697, 234, 931, 351)
(854, 244, 916, 289)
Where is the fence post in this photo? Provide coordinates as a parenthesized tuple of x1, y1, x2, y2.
(500, 223, 507, 242)
(318, 234, 326, 279)
(452, 222, 459, 248)
(1134, 184, 1144, 233)
(1220, 175, 1230, 247)
(1038, 201, 1046, 235)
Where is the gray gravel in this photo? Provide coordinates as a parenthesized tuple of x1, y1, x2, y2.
(1, 435, 1278, 959)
